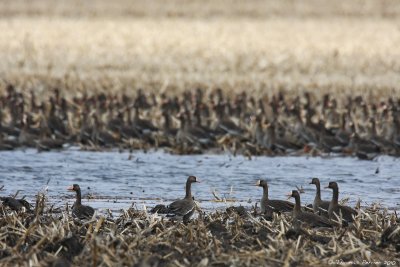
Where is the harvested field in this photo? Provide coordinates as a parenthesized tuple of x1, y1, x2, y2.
(0, 1, 400, 96)
(1, 1, 400, 266)
(0, 193, 399, 267)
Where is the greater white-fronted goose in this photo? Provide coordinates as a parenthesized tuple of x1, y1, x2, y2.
(256, 180, 294, 215)
(288, 190, 332, 228)
(176, 112, 213, 146)
(326, 182, 357, 224)
(167, 176, 200, 223)
(67, 184, 95, 220)
(1, 196, 32, 212)
(309, 178, 330, 216)
(132, 103, 158, 134)
(213, 103, 246, 137)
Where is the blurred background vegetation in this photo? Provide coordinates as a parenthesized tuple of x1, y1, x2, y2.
(0, 0, 399, 97)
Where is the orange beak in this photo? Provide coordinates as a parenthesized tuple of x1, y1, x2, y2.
(67, 186, 74, 191)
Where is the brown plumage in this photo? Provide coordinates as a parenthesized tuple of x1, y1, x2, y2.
(256, 180, 294, 215)
(326, 182, 357, 224)
(1, 86, 399, 157)
(1, 196, 32, 212)
(67, 184, 95, 220)
(167, 176, 200, 223)
(288, 190, 332, 228)
(309, 178, 330, 216)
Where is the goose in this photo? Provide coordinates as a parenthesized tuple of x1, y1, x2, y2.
(167, 176, 200, 223)
(309, 178, 330, 216)
(67, 184, 95, 220)
(326, 182, 357, 224)
(256, 179, 294, 215)
(288, 190, 332, 228)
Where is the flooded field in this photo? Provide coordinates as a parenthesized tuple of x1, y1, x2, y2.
(1, 149, 399, 213)
(2, 1, 400, 265)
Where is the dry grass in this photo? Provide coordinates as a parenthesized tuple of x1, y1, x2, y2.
(0, 0, 400, 97)
(0, 195, 399, 266)
(1, 0, 400, 18)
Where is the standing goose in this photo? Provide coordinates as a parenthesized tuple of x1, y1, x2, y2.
(309, 178, 330, 216)
(326, 182, 357, 224)
(288, 190, 332, 228)
(67, 184, 95, 220)
(256, 180, 294, 215)
(176, 112, 213, 147)
(132, 103, 158, 134)
(167, 176, 200, 223)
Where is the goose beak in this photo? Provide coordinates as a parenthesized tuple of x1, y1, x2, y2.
(196, 180, 201, 183)
(324, 186, 330, 189)
(286, 192, 292, 200)
(67, 186, 74, 191)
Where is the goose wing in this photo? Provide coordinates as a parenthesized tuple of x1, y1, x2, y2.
(267, 199, 294, 212)
(73, 204, 95, 219)
(297, 212, 333, 228)
(168, 198, 195, 216)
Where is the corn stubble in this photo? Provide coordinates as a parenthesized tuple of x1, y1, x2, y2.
(0, 193, 398, 266)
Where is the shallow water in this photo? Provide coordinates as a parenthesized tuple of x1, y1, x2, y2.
(0, 149, 399, 213)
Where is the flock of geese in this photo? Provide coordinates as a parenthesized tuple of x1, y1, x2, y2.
(255, 178, 356, 227)
(26, 176, 356, 228)
(1, 84, 400, 158)
(64, 176, 358, 228)
(3, 176, 400, 251)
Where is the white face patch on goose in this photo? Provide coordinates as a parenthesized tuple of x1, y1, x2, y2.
(256, 180, 261, 186)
